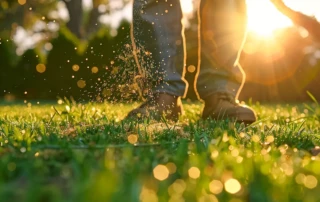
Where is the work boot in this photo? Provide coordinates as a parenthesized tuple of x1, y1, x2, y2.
(202, 92, 257, 124)
(125, 93, 183, 122)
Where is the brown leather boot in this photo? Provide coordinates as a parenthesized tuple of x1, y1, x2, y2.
(202, 93, 257, 124)
(125, 93, 183, 122)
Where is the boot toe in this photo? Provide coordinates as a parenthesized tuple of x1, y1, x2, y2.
(124, 93, 182, 122)
(203, 103, 257, 124)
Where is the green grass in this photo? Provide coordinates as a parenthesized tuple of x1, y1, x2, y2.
(1, 100, 320, 202)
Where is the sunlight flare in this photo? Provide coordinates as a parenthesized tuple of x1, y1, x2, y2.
(246, 0, 293, 37)
(180, 0, 193, 14)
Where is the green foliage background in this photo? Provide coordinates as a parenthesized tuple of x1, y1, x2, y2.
(0, 21, 137, 101)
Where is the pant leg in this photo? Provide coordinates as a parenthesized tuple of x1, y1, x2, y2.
(195, 0, 248, 100)
(132, 0, 188, 97)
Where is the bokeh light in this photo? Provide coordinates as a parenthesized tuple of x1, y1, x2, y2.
(36, 63, 46, 73)
(127, 134, 138, 144)
(153, 164, 169, 181)
(168, 195, 184, 202)
(140, 186, 158, 202)
(198, 194, 218, 202)
(211, 150, 219, 159)
(168, 179, 186, 195)
(77, 80, 86, 88)
(304, 175, 318, 189)
(91, 66, 99, 74)
(224, 178, 241, 194)
(44, 43, 53, 51)
(188, 167, 201, 179)
(72, 64, 80, 72)
(17, 0, 26, 5)
(251, 135, 260, 143)
(266, 135, 275, 143)
(209, 180, 224, 194)
(295, 173, 305, 184)
(187, 65, 196, 73)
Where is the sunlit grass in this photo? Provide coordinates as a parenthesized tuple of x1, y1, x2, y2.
(0, 100, 320, 202)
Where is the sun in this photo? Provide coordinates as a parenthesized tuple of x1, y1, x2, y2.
(179, 0, 293, 37)
(180, 0, 193, 14)
(246, 0, 293, 37)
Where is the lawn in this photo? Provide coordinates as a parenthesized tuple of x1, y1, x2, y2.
(0, 99, 320, 202)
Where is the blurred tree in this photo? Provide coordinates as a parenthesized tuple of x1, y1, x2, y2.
(62, 0, 83, 38)
(271, 0, 320, 41)
(46, 27, 81, 99)
(85, 0, 107, 37)
(84, 0, 132, 38)
(0, 0, 58, 36)
(0, 40, 14, 97)
(0, 0, 132, 39)
(15, 49, 43, 98)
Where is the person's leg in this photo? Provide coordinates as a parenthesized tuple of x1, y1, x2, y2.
(126, 0, 187, 121)
(131, 0, 188, 97)
(195, 0, 256, 123)
(196, 0, 246, 99)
